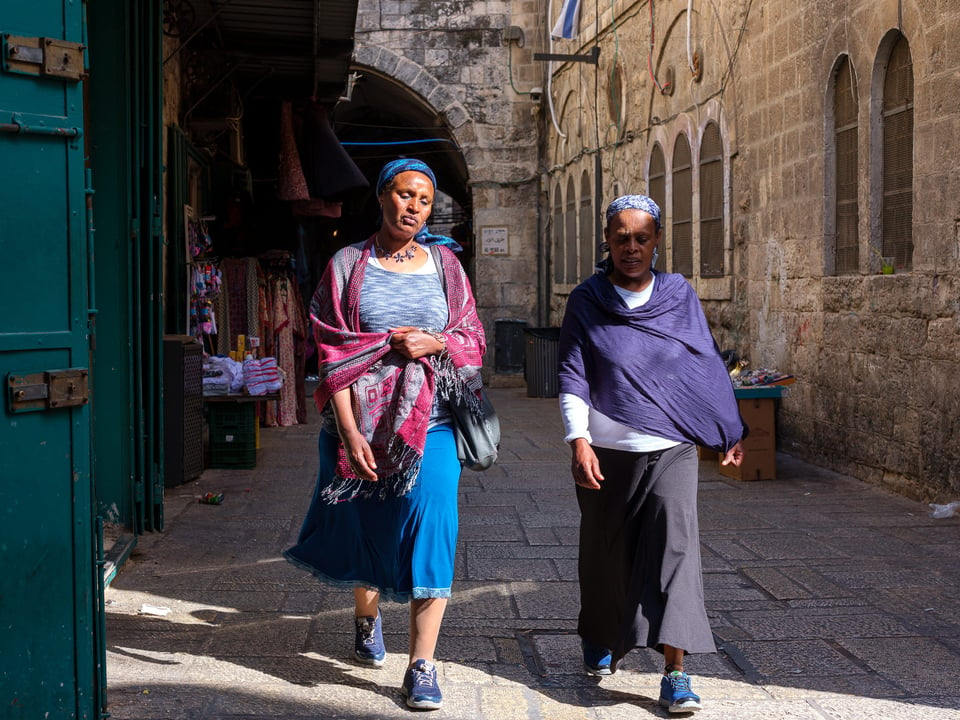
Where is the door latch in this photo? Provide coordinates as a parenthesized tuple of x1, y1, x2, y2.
(7, 369, 89, 413)
(2, 34, 86, 81)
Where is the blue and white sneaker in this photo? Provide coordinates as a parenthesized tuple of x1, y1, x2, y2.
(353, 612, 386, 667)
(582, 640, 614, 676)
(401, 659, 443, 710)
(658, 670, 702, 713)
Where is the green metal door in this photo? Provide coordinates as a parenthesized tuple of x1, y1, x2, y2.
(0, 2, 101, 719)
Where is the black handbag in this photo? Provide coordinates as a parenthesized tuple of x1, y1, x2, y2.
(449, 388, 500, 471)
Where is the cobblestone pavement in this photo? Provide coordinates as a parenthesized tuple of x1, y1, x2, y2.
(105, 386, 960, 719)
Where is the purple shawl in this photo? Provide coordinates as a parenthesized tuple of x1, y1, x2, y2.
(558, 272, 745, 453)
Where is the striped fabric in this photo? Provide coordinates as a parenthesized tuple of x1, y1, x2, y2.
(551, 0, 582, 39)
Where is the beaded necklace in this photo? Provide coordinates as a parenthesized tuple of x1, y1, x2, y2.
(375, 240, 419, 262)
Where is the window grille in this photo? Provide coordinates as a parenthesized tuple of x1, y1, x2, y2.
(834, 57, 859, 273)
(648, 144, 666, 269)
(564, 176, 578, 283)
(699, 123, 724, 277)
(672, 135, 693, 277)
(553, 184, 564, 284)
(579, 171, 594, 279)
(882, 36, 914, 270)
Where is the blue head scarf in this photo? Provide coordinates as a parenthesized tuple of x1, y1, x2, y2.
(376, 159, 463, 252)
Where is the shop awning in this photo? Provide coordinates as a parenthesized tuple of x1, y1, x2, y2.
(174, 0, 360, 103)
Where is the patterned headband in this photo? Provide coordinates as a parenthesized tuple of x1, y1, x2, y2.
(605, 194, 662, 231)
(376, 158, 438, 196)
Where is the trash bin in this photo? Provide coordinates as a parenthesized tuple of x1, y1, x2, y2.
(494, 318, 528, 374)
(523, 327, 561, 398)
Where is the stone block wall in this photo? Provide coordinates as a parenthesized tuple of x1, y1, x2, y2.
(733, 0, 960, 500)
(538, 0, 960, 500)
(354, 0, 545, 371)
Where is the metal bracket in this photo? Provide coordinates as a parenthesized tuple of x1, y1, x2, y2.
(533, 46, 600, 65)
(2, 33, 86, 81)
(7, 368, 89, 413)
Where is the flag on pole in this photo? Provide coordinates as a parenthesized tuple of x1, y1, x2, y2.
(551, 0, 582, 39)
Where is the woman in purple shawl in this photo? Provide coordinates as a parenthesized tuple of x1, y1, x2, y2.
(285, 159, 485, 711)
(558, 194, 744, 714)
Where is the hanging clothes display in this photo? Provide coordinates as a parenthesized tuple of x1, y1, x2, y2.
(187, 217, 223, 353)
(261, 251, 307, 426)
(219, 252, 307, 426)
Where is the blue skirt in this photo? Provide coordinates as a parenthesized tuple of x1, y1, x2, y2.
(284, 424, 461, 603)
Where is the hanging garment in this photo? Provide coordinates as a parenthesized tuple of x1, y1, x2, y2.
(213, 270, 232, 356)
(270, 273, 307, 426)
(298, 102, 368, 201)
(222, 258, 249, 349)
(277, 100, 310, 201)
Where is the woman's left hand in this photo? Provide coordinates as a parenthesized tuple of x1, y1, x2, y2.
(721, 442, 744, 467)
(389, 326, 444, 359)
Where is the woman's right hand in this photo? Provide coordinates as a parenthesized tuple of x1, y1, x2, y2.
(340, 429, 379, 482)
(330, 388, 378, 481)
(570, 438, 604, 490)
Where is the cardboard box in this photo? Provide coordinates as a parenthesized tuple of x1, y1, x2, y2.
(719, 446, 776, 481)
(736, 397, 776, 450)
(718, 396, 777, 480)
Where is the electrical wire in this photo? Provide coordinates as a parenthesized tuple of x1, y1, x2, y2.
(607, 0, 623, 184)
(546, 0, 567, 139)
(686, 0, 697, 76)
(339, 138, 458, 147)
(507, 42, 532, 95)
(647, 0, 671, 94)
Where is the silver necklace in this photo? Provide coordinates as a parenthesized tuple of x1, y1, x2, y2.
(375, 240, 419, 262)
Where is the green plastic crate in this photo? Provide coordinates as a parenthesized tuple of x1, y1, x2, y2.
(208, 402, 257, 468)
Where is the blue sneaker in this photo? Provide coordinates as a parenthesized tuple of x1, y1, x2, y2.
(353, 612, 386, 667)
(582, 640, 614, 676)
(401, 659, 443, 710)
(659, 671, 702, 713)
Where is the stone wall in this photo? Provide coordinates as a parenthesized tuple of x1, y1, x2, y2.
(353, 0, 545, 379)
(538, 0, 960, 500)
(735, 0, 960, 500)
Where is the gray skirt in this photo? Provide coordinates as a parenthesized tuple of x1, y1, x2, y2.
(576, 442, 715, 661)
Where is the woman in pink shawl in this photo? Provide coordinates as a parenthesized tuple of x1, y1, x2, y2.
(285, 159, 485, 711)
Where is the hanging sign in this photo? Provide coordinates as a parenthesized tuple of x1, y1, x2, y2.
(480, 226, 509, 255)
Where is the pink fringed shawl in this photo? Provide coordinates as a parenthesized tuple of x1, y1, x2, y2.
(310, 237, 485, 502)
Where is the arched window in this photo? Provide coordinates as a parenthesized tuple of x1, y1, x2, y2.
(834, 56, 859, 273)
(553, 183, 564, 284)
(882, 35, 914, 270)
(648, 144, 666, 270)
(564, 176, 578, 283)
(672, 134, 693, 277)
(699, 122, 724, 277)
(578, 171, 594, 279)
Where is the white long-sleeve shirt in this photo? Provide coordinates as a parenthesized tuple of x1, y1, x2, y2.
(559, 274, 680, 454)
